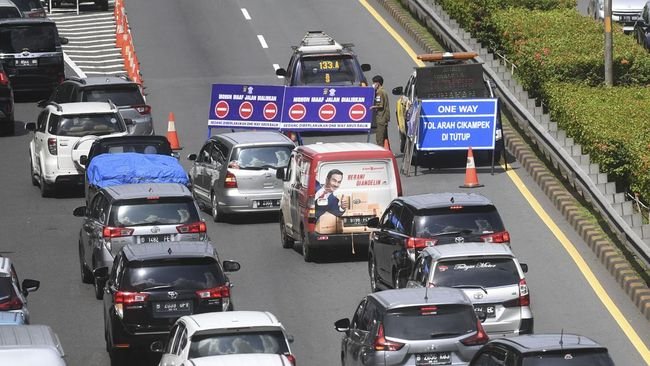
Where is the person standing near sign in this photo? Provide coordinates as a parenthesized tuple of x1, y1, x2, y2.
(371, 75, 391, 148)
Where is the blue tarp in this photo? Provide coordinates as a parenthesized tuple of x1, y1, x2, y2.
(87, 153, 189, 188)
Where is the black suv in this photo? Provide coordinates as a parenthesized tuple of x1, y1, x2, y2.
(98, 242, 240, 365)
(0, 18, 67, 97)
(275, 31, 371, 86)
(0, 62, 13, 136)
(468, 333, 615, 366)
(40, 76, 153, 135)
(367, 192, 509, 290)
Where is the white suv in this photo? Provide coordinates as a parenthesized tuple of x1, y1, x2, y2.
(153, 311, 295, 366)
(26, 102, 129, 197)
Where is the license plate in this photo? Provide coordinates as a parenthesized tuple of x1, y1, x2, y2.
(416, 352, 451, 366)
(474, 304, 496, 318)
(253, 199, 280, 208)
(15, 59, 37, 67)
(342, 215, 374, 227)
(140, 234, 172, 243)
(619, 15, 638, 22)
(152, 300, 192, 318)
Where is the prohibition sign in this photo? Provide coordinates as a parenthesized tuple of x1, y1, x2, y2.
(318, 103, 336, 122)
(348, 103, 367, 122)
(239, 101, 254, 119)
(214, 100, 229, 119)
(288, 103, 306, 121)
(263, 102, 278, 120)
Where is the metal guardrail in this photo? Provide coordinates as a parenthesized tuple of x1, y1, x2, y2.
(404, 0, 650, 266)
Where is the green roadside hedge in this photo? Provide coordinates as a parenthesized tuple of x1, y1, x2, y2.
(545, 82, 650, 200)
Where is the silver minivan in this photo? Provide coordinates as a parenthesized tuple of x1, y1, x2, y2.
(188, 131, 295, 222)
(406, 242, 533, 336)
(0, 325, 66, 365)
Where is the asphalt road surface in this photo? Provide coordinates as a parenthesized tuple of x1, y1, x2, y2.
(1, 1, 648, 365)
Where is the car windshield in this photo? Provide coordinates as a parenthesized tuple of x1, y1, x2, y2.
(0, 277, 15, 302)
(49, 113, 124, 137)
(230, 145, 292, 170)
(433, 258, 519, 288)
(383, 304, 476, 340)
(189, 330, 290, 358)
(82, 86, 145, 106)
(0, 8, 21, 18)
(522, 350, 615, 366)
(414, 206, 505, 238)
(109, 198, 199, 227)
(99, 142, 171, 156)
(0, 24, 57, 53)
(122, 258, 225, 292)
(9, 0, 42, 11)
(298, 55, 360, 85)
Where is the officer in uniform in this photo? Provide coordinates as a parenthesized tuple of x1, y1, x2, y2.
(371, 75, 390, 147)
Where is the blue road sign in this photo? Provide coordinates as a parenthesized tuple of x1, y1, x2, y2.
(417, 99, 498, 151)
(281, 86, 374, 131)
(208, 84, 285, 129)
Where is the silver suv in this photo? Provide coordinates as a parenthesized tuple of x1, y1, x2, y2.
(188, 131, 295, 222)
(0, 257, 40, 324)
(72, 183, 208, 299)
(406, 243, 533, 337)
(334, 287, 488, 366)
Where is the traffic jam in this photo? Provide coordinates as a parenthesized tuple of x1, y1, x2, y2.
(0, 1, 648, 366)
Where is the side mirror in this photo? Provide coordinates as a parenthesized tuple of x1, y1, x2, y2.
(21, 279, 40, 296)
(286, 334, 294, 343)
(36, 100, 47, 108)
(150, 341, 165, 353)
(361, 64, 371, 72)
(93, 267, 109, 280)
(366, 216, 379, 228)
(275, 68, 287, 77)
(222, 260, 241, 272)
(334, 318, 350, 332)
(123, 118, 134, 126)
(392, 86, 404, 96)
(25, 122, 36, 132)
(187, 153, 197, 161)
(475, 310, 487, 323)
(520, 263, 528, 273)
(79, 155, 88, 166)
(276, 167, 285, 180)
(59, 37, 68, 45)
(72, 206, 87, 217)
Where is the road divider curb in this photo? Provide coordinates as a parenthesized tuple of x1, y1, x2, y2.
(375, 0, 650, 322)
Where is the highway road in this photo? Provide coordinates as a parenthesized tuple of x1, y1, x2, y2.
(1, 0, 648, 365)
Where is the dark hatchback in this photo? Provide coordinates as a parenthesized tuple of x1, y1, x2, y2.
(100, 242, 240, 365)
(0, 62, 13, 135)
(0, 18, 67, 97)
(368, 192, 509, 289)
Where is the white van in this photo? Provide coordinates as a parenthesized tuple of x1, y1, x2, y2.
(0, 325, 66, 366)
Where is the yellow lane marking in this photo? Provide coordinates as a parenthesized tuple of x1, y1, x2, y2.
(358, 0, 650, 363)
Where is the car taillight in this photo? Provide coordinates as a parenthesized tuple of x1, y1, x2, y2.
(461, 320, 489, 346)
(0, 294, 23, 311)
(176, 221, 207, 233)
(224, 171, 237, 188)
(196, 284, 230, 311)
(47, 138, 57, 155)
(504, 278, 530, 307)
(102, 226, 134, 238)
(481, 230, 510, 244)
(133, 105, 151, 115)
(0, 71, 8, 86)
(114, 291, 148, 318)
(284, 353, 296, 366)
(405, 237, 436, 261)
(373, 323, 404, 351)
(307, 197, 316, 224)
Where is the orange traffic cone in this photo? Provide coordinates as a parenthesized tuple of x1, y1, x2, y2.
(166, 112, 181, 150)
(460, 147, 483, 188)
(383, 138, 391, 151)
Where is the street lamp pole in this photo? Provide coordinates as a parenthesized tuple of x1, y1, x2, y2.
(604, 0, 614, 86)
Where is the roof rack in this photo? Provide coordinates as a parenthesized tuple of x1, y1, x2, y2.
(297, 31, 343, 53)
(417, 52, 478, 62)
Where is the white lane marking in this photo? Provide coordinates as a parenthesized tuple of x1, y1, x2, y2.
(64, 49, 120, 54)
(77, 64, 126, 69)
(257, 35, 268, 49)
(272, 63, 284, 79)
(74, 59, 124, 64)
(66, 53, 122, 58)
(61, 30, 115, 37)
(64, 44, 116, 49)
(64, 52, 86, 78)
(57, 25, 114, 31)
(241, 8, 251, 20)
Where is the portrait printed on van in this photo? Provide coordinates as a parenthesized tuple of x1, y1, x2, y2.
(314, 169, 348, 222)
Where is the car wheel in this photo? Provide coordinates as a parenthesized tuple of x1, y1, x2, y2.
(79, 241, 93, 284)
(109, 349, 127, 366)
(369, 256, 379, 292)
(211, 193, 222, 222)
(301, 229, 314, 262)
(280, 214, 295, 249)
(29, 158, 38, 186)
(39, 174, 52, 198)
(94, 276, 105, 300)
(1, 121, 14, 136)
